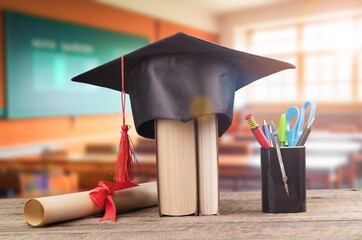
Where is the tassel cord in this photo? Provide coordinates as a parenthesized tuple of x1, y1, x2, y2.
(113, 56, 137, 182)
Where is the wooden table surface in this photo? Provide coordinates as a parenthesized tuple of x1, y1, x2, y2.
(1, 189, 362, 240)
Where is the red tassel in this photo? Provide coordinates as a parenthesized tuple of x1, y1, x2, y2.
(114, 125, 135, 182)
(113, 56, 136, 182)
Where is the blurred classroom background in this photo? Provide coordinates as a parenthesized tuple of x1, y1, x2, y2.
(1, 0, 362, 198)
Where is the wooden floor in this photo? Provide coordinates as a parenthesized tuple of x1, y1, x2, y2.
(0, 189, 362, 239)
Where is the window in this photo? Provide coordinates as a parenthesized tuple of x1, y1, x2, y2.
(357, 19, 362, 101)
(244, 27, 298, 103)
(358, 52, 362, 101)
(250, 27, 297, 55)
(301, 19, 354, 52)
(302, 19, 354, 102)
(304, 53, 352, 102)
(236, 15, 362, 104)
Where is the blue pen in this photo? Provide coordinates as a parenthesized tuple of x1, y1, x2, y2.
(262, 120, 271, 145)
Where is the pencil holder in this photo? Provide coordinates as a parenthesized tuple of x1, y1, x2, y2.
(260, 146, 306, 213)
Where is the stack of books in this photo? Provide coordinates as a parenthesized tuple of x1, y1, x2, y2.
(156, 114, 219, 216)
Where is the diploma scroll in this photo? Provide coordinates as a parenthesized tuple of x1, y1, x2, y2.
(24, 182, 158, 227)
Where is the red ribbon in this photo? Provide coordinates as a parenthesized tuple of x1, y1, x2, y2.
(89, 181, 139, 222)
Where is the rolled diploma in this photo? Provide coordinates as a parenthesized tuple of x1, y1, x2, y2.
(24, 182, 158, 227)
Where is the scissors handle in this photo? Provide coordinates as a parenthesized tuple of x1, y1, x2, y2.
(285, 106, 299, 146)
(302, 101, 316, 125)
(286, 101, 316, 146)
(297, 101, 316, 139)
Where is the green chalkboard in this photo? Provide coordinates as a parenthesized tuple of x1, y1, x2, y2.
(5, 11, 149, 118)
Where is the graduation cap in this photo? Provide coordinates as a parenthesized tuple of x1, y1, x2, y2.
(72, 32, 295, 183)
(72, 32, 295, 140)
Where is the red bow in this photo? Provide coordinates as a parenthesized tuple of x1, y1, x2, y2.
(89, 181, 139, 222)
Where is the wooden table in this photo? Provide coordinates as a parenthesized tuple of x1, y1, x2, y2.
(1, 189, 361, 239)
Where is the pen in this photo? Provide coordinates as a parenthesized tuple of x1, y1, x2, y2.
(278, 113, 286, 147)
(268, 124, 274, 147)
(270, 121, 289, 196)
(245, 114, 270, 148)
(262, 120, 271, 145)
(296, 117, 315, 146)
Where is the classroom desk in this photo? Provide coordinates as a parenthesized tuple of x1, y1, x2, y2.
(0, 189, 361, 239)
(0, 151, 336, 192)
(0, 153, 259, 193)
(0, 153, 253, 175)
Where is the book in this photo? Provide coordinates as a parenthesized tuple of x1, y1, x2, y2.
(155, 119, 198, 216)
(197, 114, 219, 215)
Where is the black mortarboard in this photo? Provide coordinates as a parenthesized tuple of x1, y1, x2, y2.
(72, 32, 295, 139)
